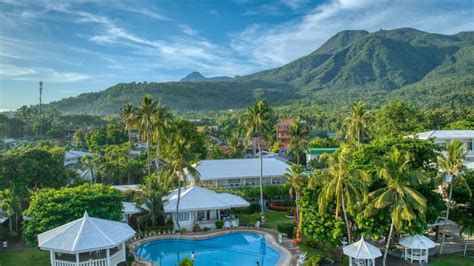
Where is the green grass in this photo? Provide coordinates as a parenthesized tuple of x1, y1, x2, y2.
(236, 209, 293, 231)
(0, 246, 49, 266)
(428, 255, 474, 266)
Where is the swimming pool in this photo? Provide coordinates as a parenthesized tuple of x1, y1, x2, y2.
(135, 232, 281, 266)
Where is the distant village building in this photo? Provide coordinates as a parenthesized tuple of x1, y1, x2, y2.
(414, 130, 474, 164)
(306, 148, 338, 164)
(276, 118, 293, 150)
(186, 158, 290, 188)
(64, 150, 95, 168)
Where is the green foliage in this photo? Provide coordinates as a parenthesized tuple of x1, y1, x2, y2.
(304, 256, 322, 266)
(277, 223, 295, 238)
(193, 223, 200, 232)
(372, 100, 424, 137)
(22, 183, 123, 245)
(215, 220, 224, 229)
(209, 185, 289, 202)
(179, 257, 193, 266)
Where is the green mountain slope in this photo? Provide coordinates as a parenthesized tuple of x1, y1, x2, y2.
(47, 28, 474, 114)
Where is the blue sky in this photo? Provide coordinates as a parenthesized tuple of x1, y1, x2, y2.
(0, 0, 473, 111)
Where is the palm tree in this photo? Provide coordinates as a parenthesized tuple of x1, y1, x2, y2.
(160, 133, 201, 231)
(242, 100, 273, 220)
(310, 145, 368, 244)
(286, 165, 306, 244)
(135, 95, 158, 174)
(139, 175, 165, 228)
(345, 101, 369, 143)
(365, 148, 427, 266)
(289, 116, 307, 165)
(120, 102, 136, 184)
(0, 189, 15, 232)
(151, 103, 173, 174)
(228, 132, 244, 158)
(437, 140, 470, 254)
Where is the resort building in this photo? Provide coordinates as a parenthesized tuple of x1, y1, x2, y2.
(38, 211, 135, 266)
(163, 186, 250, 231)
(414, 130, 474, 162)
(276, 118, 293, 150)
(185, 158, 291, 188)
(64, 150, 95, 168)
(306, 148, 338, 164)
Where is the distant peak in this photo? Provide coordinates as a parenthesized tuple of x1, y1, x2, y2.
(180, 71, 232, 82)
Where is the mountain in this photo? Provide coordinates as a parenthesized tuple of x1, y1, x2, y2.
(180, 71, 232, 82)
(48, 28, 474, 115)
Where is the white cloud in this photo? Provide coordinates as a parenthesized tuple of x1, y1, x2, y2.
(0, 64, 91, 82)
(179, 24, 198, 36)
(231, 0, 474, 68)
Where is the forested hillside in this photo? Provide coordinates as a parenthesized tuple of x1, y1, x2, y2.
(47, 28, 474, 115)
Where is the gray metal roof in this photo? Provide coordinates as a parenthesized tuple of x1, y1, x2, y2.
(416, 130, 474, 140)
(163, 186, 250, 212)
(38, 212, 135, 253)
(187, 158, 290, 180)
(343, 237, 382, 259)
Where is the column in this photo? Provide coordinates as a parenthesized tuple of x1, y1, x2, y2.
(76, 253, 79, 265)
(122, 242, 126, 262)
(50, 251, 55, 266)
(106, 248, 111, 266)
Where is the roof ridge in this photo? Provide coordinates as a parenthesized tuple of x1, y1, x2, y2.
(40, 219, 81, 246)
(71, 214, 88, 251)
(88, 217, 114, 246)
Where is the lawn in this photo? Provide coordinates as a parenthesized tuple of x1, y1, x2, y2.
(236, 209, 293, 231)
(428, 254, 474, 266)
(0, 244, 49, 266)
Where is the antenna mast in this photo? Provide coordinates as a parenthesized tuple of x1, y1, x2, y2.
(39, 81, 43, 138)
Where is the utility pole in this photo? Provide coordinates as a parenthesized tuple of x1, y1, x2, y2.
(39, 81, 43, 138)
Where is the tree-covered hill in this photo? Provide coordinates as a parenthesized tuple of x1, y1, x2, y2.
(47, 28, 474, 115)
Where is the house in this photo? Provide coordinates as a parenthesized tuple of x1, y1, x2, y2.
(1, 138, 17, 149)
(414, 130, 474, 162)
(163, 186, 250, 231)
(185, 158, 290, 188)
(306, 148, 338, 164)
(276, 118, 293, 150)
(64, 150, 95, 168)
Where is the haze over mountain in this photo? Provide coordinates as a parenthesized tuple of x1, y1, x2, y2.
(179, 72, 233, 82)
(48, 28, 474, 115)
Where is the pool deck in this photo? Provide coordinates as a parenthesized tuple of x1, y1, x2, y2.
(130, 227, 296, 266)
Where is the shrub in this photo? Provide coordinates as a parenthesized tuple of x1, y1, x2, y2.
(304, 256, 321, 266)
(215, 220, 224, 229)
(203, 227, 210, 231)
(179, 258, 193, 266)
(180, 228, 187, 234)
(277, 223, 295, 239)
(193, 224, 200, 232)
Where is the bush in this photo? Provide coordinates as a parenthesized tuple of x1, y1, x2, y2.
(304, 256, 321, 266)
(277, 223, 295, 238)
(203, 227, 210, 231)
(193, 224, 200, 232)
(180, 228, 187, 234)
(179, 258, 193, 266)
(215, 220, 224, 229)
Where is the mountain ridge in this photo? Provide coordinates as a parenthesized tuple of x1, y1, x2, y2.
(46, 28, 474, 115)
(180, 71, 232, 82)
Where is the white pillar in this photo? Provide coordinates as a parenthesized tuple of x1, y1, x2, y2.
(76, 253, 79, 265)
(50, 251, 55, 266)
(349, 256, 352, 266)
(106, 248, 111, 266)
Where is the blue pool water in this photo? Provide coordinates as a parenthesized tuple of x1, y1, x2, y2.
(135, 232, 281, 266)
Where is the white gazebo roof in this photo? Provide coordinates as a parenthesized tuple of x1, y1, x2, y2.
(343, 237, 383, 259)
(399, 234, 436, 249)
(122, 202, 144, 215)
(38, 212, 135, 253)
(163, 186, 250, 212)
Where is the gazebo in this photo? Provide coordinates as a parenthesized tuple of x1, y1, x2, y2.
(399, 234, 436, 263)
(38, 211, 136, 266)
(343, 236, 382, 266)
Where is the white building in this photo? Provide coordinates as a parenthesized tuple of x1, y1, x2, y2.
(415, 130, 474, 163)
(186, 158, 290, 188)
(38, 211, 135, 266)
(64, 150, 95, 167)
(163, 186, 250, 231)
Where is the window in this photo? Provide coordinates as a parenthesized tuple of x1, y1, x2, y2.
(201, 180, 214, 186)
(178, 212, 189, 221)
(197, 211, 205, 221)
(467, 141, 473, 151)
(228, 179, 241, 185)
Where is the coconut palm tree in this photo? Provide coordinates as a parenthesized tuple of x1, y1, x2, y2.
(135, 95, 158, 174)
(311, 145, 369, 244)
(120, 102, 136, 184)
(228, 132, 244, 158)
(437, 140, 470, 254)
(365, 148, 427, 266)
(151, 103, 173, 174)
(345, 101, 369, 143)
(242, 100, 273, 220)
(139, 175, 165, 228)
(286, 165, 306, 244)
(160, 133, 201, 231)
(289, 117, 307, 165)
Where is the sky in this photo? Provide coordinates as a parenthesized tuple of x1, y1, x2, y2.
(0, 0, 473, 111)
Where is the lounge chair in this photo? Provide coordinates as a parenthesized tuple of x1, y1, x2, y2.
(255, 221, 260, 228)
(297, 252, 307, 265)
(231, 220, 238, 228)
(224, 221, 231, 229)
(278, 233, 283, 245)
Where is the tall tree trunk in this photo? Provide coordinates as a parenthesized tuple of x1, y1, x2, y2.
(147, 127, 151, 175)
(383, 220, 395, 266)
(258, 135, 265, 221)
(127, 128, 131, 185)
(340, 187, 352, 244)
(175, 179, 182, 231)
(440, 183, 454, 254)
(296, 152, 300, 165)
(8, 214, 12, 232)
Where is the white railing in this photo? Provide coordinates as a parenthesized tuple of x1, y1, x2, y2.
(54, 260, 78, 266)
(79, 259, 107, 266)
(110, 249, 126, 266)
